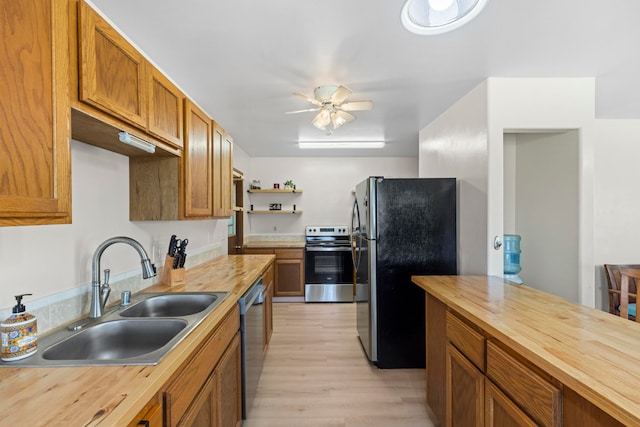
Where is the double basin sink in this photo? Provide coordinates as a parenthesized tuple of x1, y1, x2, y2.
(1, 292, 228, 367)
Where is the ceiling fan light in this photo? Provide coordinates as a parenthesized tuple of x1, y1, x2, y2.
(331, 112, 347, 129)
(312, 110, 331, 130)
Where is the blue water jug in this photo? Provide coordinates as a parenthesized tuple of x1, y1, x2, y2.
(503, 234, 521, 274)
(503, 235, 523, 284)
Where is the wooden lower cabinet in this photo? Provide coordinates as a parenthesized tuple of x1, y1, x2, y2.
(485, 379, 536, 427)
(275, 258, 304, 296)
(244, 248, 305, 297)
(178, 333, 241, 427)
(436, 307, 562, 427)
(164, 306, 241, 427)
(446, 344, 484, 427)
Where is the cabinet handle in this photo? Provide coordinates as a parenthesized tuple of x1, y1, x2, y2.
(137, 421, 150, 427)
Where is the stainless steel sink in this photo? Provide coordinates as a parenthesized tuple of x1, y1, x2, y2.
(42, 319, 187, 361)
(0, 291, 229, 367)
(120, 293, 220, 317)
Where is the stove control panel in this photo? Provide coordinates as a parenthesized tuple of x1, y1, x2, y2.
(305, 226, 350, 237)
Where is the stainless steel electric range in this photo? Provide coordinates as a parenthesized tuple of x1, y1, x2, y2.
(304, 225, 354, 302)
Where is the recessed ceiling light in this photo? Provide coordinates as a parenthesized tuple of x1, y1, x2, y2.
(401, 0, 488, 35)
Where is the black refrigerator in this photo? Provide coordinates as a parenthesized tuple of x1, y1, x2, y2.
(351, 177, 457, 368)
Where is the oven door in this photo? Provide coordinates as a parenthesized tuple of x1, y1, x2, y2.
(305, 246, 353, 284)
(304, 246, 354, 302)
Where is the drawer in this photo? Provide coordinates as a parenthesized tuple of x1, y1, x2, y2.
(244, 248, 274, 255)
(275, 248, 304, 259)
(486, 341, 561, 427)
(446, 311, 485, 371)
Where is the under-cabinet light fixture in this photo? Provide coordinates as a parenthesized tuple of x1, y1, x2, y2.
(298, 141, 385, 149)
(118, 131, 156, 154)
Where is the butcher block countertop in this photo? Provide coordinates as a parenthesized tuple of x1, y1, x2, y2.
(244, 240, 305, 248)
(412, 275, 640, 425)
(0, 254, 274, 426)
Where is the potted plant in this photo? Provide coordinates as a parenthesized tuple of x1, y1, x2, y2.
(284, 180, 295, 189)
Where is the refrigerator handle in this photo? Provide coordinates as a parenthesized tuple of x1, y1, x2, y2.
(350, 198, 362, 270)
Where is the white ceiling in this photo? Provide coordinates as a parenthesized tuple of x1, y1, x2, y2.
(89, 0, 640, 158)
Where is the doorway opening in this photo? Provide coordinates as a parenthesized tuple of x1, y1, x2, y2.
(503, 131, 579, 302)
(228, 169, 245, 255)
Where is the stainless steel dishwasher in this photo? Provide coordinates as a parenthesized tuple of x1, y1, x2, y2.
(238, 278, 264, 419)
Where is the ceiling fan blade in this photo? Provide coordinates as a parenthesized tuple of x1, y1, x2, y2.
(285, 107, 321, 114)
(340, 100, 374, 112)
(336, 110, 356, 122)
(293, 92, 322, 107)
(330, 85, 352, 105)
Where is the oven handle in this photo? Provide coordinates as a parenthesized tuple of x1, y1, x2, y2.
(305, 246, 353, 252)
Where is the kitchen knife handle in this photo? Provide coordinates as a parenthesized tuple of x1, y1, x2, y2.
(168, 234, 178, 256)
(172, 254, 180, 269)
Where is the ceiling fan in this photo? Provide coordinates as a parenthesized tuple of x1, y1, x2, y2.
(286, 85, 374, 131)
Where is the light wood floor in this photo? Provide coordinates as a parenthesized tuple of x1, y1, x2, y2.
(244, 303, 435, 427)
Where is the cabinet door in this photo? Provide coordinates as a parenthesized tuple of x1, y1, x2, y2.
(446, 343, 484, 427)
(183, 99, 213, 217)
(263, 278, 274, 351)
(275, 259, 304, 296)
(216, 333, 242, 427)
(178, 373, 216, 427)
(222, 132, 234, 216)
(148, 66, 183, 148)
(0, 0, 71, 226)
(78, 0, 147, 128)
(485, 379, 537, 427)
(212, 123, 234, 218)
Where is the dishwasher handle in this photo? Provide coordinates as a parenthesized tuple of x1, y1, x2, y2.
(239, 279, 263, 314)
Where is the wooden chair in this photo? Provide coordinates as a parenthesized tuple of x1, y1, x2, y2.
(604, 264, 640, 320)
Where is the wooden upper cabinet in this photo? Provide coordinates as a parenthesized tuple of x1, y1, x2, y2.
(148, 67, 184, 149)
(184, 100, 213, 217)
(78, 0, 147, 129)
(0, 0, 71, 226)
(212, 122, 234, 218)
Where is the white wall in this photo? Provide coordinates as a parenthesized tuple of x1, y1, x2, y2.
(247, 157, 418, 236)
(419, 82, 489, 275)
(512, 132, 579, 302)
(419, 78, 596, 305)
(593, 119, 640, 309)
(487, 78, 595, 306)
(0, 141, 229, 313)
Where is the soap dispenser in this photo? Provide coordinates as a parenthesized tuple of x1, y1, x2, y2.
(1, 294, 38, 361)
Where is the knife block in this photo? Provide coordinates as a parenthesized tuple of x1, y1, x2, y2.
(161, 254, 186, 286)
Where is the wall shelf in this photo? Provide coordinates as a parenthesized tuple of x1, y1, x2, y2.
(248, 210, 303, 214)
(247, 189, 303, 194)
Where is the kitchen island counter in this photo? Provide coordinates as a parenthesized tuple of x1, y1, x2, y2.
(412, 275, 639, 426)
(0, 254, 274, 426)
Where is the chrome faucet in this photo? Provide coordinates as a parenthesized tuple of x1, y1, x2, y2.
(89, 236, 156, 318)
